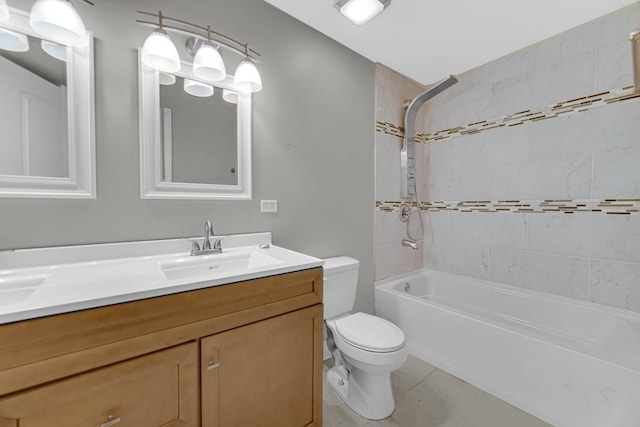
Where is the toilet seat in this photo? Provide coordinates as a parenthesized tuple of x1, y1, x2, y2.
(334, 312, 405, 353)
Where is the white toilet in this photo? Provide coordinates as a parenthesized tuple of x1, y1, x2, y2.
(323, 256, 407, 420)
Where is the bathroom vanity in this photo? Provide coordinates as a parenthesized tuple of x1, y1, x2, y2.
(0, 233, 323, 426)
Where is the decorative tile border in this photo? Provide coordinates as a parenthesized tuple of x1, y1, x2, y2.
(376, 199, 640, 215)
(375, 121, 404, 139)
(375, 86, 640, 143)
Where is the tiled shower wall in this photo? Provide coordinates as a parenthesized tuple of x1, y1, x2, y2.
(374, 65, 425, 280)
(419, 3, 640, 313)
(374, 4, 640, 312)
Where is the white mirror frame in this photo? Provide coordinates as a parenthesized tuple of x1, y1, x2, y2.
(138, 50, 253, 200)
(0, 7, 95, 198)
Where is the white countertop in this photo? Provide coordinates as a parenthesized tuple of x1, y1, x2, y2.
(0, 233, 323, 325)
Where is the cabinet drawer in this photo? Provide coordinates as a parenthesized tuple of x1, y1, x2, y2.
(0, 343, 198, 427)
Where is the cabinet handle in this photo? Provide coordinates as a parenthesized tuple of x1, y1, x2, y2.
(207, 361, 220, 371)
(100, 415, 121, 427)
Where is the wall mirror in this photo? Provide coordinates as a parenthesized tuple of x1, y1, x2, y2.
(0, 7, 95, 198)
(138, 52, 252, 200)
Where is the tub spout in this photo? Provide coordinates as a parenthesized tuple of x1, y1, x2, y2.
(402, 239, 418, 250)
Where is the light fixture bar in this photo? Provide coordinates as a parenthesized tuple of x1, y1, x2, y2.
(137, 11, 260, 61)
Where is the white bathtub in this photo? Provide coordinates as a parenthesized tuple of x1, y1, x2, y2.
(375, 269, 640, 427)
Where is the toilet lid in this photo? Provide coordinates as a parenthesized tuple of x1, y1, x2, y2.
(335, 312, 405, 352)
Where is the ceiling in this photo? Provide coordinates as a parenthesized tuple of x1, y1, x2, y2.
(264, 0, 638, 85)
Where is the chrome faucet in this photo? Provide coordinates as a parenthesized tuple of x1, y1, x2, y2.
(203, 220, 214, 251)
(402, 239, 418, 250)
(191, 220, 224, 255)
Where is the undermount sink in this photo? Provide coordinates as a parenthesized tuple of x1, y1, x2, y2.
(0, 274, 48, 306)
(160, 250, 284, 282)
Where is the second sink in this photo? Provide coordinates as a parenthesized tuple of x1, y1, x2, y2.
(160, 250, 283, 282)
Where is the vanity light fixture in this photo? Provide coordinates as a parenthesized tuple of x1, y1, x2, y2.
(137, 10, 262, 93)
(193, 26, 226, 82)
(41, 39, 67, 61)
(141, 11, 181, 73)
(234, 45, 262, 93)
(222, 88, 238, 104)
(159, 72, 176, 85)
(0, 27, 28, 52)
(0, 0, 9, 21)
(29, 0, 91, 47)
(183, 78, 214, 97)
(334, 0, 391, 26)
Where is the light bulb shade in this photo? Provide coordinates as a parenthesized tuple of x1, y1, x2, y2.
(0, 27, 29, 52)
(183, 78, 214, 97)
(159, 72, 176, 85)
(141, 28, 180, 73)
(41, 39, 67, 61)
(29, 0, 87, 46)
(338, 0, 385, 25)
(193, 41, 226, 82)
(233, 59, 262, 93)
(0, 0, 9, 21)
(222, 88, 238, 104)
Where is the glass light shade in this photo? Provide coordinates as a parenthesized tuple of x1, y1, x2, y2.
(159, 72, 176, 85)
(41, 39, 67, 61)
(340, 0, 384, 25)
(222, 88, 238, 104)
(29, 0, 87, 46)
(0, 28, 29, 52)
(141, 28, 180, 73)
(233, 58, 262, 93)
(0, 0, 9, 21)
(193, 41, 226, 82)
(184, 78, 214, 97)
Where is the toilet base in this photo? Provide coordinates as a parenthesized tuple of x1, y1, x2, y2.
(326, 364, 396, 420)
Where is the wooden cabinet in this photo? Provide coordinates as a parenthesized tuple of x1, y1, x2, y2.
(201, 305, 323, 427)
(0, 268, 323, 427)
(0, 343, 198, 427)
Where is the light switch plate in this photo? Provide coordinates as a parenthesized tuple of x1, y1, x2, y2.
(260, 200, 278, 213)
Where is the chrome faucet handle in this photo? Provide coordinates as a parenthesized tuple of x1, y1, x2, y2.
(190, 239, 201, 255)
(212, 236, 226, 251)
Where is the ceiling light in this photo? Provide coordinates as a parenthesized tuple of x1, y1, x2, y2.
(41, 39, 67, 61)
(222, 89, 238, 104)
(193, 27, 226, 82)
(159, 72, 176, 85)
(0, 27, 29, 52)
(184, 78, 214, 97)
(141, 11, 181, 73)
(234, 56, 262, 93)
(0, 0, 9, 21)
(335, 0, 390, 26)
(29, 0, 87, 46)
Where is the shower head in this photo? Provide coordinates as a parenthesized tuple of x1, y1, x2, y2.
(400, 75, 457, 198)
(403, 75, 458, 150)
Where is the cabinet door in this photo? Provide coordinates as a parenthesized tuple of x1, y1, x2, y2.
(0, 343, 198, 427)
(201, 304, 323, 427)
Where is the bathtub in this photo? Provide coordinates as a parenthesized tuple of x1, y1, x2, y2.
(375, 269, 640, 427)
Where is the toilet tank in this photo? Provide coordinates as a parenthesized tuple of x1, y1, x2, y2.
(323, 256, 359, 320)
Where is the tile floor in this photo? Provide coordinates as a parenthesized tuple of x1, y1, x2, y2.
(323, 355, 553, 427)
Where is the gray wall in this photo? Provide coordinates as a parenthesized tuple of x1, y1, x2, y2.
(2, 0, 376, 313)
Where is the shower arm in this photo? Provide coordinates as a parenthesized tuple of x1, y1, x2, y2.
(401, 75, 458, 198)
